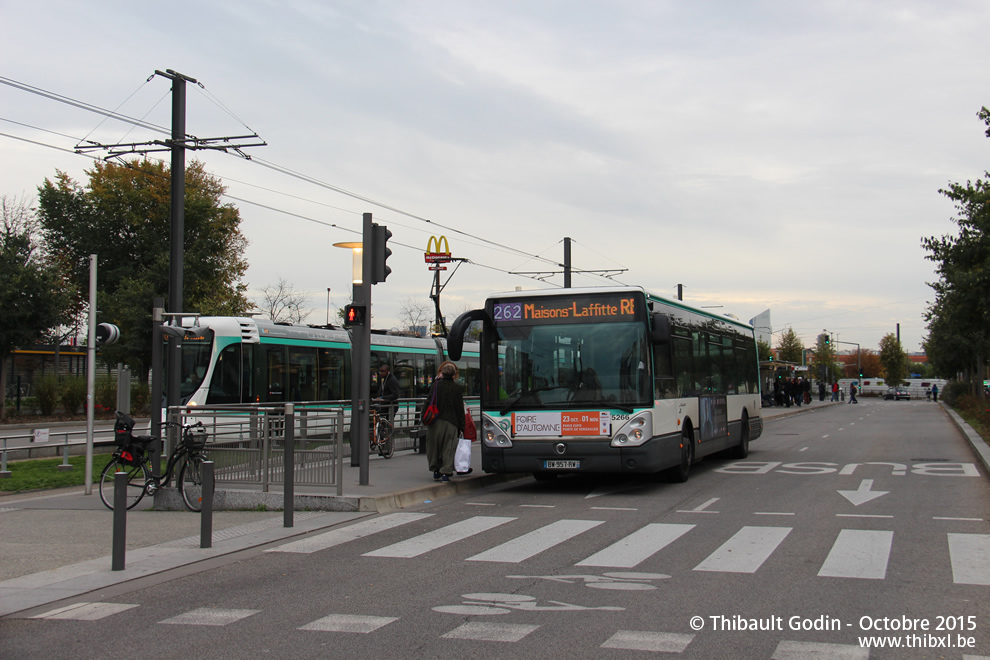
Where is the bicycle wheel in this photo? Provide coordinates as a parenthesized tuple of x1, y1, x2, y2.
(377, 419, 394, 459)
(177, 456, 204, 512)
(98, 457, 150, 511)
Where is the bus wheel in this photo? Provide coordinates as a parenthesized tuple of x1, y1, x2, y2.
(667, 428, 693, 483)
(533, 472, 558, 482)
(732, 414, 750, 459)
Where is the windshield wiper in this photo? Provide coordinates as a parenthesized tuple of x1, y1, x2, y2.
(499, 384, 572, 415)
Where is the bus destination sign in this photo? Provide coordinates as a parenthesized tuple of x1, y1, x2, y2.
(492, 293, 643, 325)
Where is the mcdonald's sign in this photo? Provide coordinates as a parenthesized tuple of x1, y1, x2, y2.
(425, 235, 452, 265)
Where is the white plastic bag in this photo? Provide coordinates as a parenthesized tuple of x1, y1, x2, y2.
(454, 435, 472, 473)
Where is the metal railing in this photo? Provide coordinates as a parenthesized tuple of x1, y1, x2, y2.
(168, 404, 347, 495)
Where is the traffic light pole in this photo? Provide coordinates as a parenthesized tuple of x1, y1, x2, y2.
(348, 213, 374, 485)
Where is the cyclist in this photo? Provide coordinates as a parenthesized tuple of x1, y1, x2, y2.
(374, 363, 400, 423)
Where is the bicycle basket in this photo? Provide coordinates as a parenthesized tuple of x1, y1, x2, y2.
(119, 443, 145, 466)
(182, 424, 208, 450)
(114, 412, 135, 446)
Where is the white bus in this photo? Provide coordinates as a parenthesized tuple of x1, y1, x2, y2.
(447, 286, 762, 482)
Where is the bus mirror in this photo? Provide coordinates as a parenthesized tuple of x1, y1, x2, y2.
(650, 313, 670, 344)
(448, 308, 488, 361)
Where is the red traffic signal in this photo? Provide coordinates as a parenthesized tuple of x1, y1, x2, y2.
(344, 304, 367, 327)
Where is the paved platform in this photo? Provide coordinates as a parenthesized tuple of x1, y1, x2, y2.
(5, 398, 982, 620)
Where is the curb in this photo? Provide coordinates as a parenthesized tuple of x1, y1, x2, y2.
(939, 402, 990, 477)
(151, 472, 529, 513)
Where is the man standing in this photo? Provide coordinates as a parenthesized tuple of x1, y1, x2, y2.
(375, 363, 400, 421)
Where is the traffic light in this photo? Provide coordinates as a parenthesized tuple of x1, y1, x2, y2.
(96, 323, 120, 346)
(370, 223, 392, 284)
(343, 304, 367, 327)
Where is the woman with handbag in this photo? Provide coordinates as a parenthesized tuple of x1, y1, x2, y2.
(426, 361, 464, 482)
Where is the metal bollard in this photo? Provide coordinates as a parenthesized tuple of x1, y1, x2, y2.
(1, 438, 10, 478)
(284, 404, 294, 529)
(200, 461, 214, 549)
(57, 435, 73, 472)
(112, 471, 127, 571)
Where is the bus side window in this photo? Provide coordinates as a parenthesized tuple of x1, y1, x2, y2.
(652, 343, 676, 399)
(673, 336, 693, 397)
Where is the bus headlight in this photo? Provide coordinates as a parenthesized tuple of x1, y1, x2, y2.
(610, 412, 651, 447)
(482, 416, 512, 448)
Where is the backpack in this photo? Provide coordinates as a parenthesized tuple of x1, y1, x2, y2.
(421, 380, 440, 426)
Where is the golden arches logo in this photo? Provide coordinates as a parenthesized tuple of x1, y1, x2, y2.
(425, 235, 451, 263)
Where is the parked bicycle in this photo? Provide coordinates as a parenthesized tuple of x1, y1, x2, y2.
(370, 403, 394, 459)
(98, 411, 209, 512)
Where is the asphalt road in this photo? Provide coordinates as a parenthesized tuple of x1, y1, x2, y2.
(2, 399, 988, 659)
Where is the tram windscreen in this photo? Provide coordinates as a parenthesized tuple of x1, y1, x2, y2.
(177, 330, 214, 401)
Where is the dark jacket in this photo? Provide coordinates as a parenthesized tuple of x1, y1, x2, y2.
(435, 375, 465, 434)
(378, 373, 400, 403)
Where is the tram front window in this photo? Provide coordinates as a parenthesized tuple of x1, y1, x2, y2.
(176, 330, 214, 401)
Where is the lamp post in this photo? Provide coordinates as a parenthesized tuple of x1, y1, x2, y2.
(335, 224, 372, 485)
(326, 288, 331, 326)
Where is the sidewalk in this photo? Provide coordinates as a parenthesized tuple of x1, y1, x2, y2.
(0, 443, 504, 617)
(6, 397, 984, 620)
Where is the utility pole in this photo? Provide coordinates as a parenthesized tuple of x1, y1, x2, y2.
(74, 68, 266, 418)
(563, 237, 572, 288)
(158, 69, 195, 412)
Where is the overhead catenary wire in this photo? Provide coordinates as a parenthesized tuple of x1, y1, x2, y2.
(0, 73, 620, 288)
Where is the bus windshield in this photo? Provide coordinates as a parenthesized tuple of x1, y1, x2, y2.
(487, 321, 651, 413)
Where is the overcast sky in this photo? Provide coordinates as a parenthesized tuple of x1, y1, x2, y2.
(3, 1, 989, 353)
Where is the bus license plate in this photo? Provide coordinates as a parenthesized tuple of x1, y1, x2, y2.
(544, 460, 580, 469)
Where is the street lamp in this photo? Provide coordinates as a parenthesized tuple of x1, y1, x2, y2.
(326, 288, 331, 326)
(333, 241, 363, 284)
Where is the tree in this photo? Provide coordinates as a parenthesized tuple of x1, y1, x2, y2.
(859, 350, 882, 378)
(756, 339, 773, 362)
(809, 333, 842, 384)
(0, 196, 71, 418)
(396, 298, 432, 337)
(257, 277, 310, 324)
(776, 328, 804, 363)
(922, 107, 990, 391)
(878, 333, 908, 385)
(36, 159, 251, 377)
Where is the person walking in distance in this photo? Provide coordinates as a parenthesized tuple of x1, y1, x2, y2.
(849, 381, 858, 404)
(427, 361, 465, 482)
(931, 383, 939, 402)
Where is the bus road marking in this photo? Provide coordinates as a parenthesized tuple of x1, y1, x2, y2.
(754, 512, 795, 516)
(591, 506, 638, 511)
(934, 516, 983, 522)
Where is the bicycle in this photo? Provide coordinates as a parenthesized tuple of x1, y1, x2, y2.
(98, 412, 209, 512)
(370, 403, 394, 459)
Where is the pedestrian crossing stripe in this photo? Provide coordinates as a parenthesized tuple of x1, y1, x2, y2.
(265, 514, 989, 586)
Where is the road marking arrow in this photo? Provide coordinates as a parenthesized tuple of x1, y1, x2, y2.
(837, 479, 889, 506)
